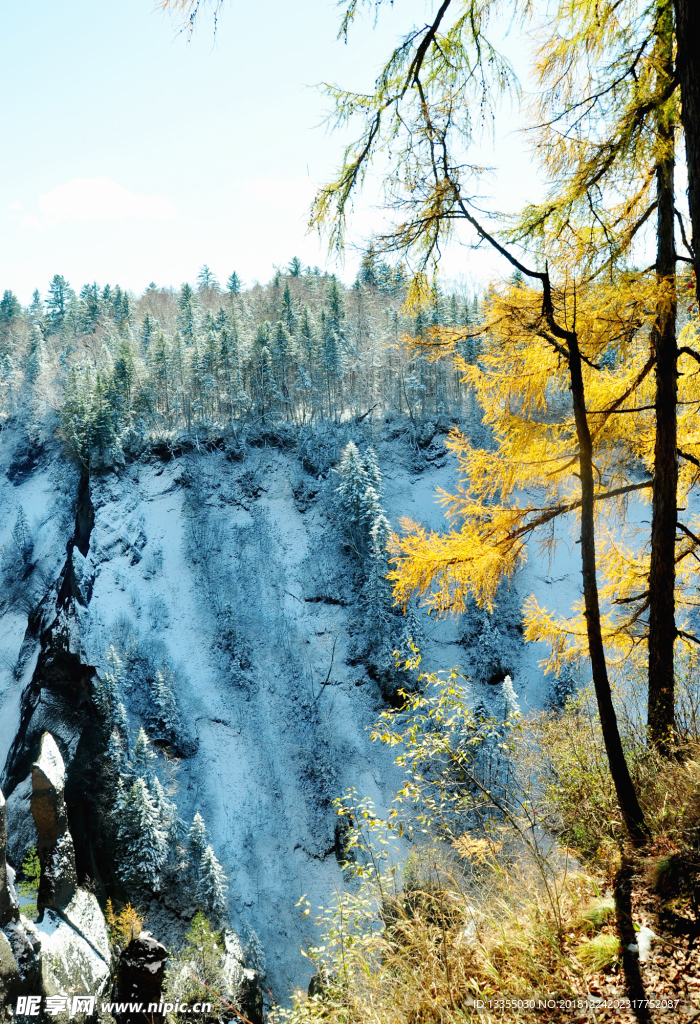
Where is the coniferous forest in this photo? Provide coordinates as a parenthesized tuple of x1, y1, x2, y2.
(0, 261, 479, 467)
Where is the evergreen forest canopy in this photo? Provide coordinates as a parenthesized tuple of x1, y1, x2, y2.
(0, 260, 480, 467)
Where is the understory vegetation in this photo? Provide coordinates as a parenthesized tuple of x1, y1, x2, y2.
(274, 654, 700, 1024)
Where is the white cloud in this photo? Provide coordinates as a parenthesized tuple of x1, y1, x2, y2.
(22, 177, 177, 229)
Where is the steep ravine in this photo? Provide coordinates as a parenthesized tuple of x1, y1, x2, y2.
(0, 419, 573, 1001)
(1, 465, 109, 888)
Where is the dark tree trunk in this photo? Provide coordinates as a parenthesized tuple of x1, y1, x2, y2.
(674, 0, 700, 302)
(567, 334, 649, 846)
(460, 210, 649, 845)
(648, 7, 678, 750)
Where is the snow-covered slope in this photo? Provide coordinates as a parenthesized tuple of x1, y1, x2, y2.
(0, 417, 583, 1000)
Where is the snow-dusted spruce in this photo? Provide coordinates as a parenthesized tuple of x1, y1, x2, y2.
(115, 778, 169, 892)
(244, 929, 267, 982)
(335, 442, 386, 557)
(12, 505, 33, 565)
(151, 775, 180, 846)
(95, 647, 129, 734)
(151, 665, 182, 740)
(196, 844, 229, 922)
(95, 646, 130, 777)
(131, 726, 158, 783)
(186, 811, 210, 884)
(363, 513, 393, 658)
(501, 675, 521, 721)
(334, 442, 407, 688)
(182, 812, 229, 920)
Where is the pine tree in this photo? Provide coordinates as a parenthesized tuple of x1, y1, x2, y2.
(110, 337, 137, 423)
(336, 444, 389, 557)
(298, 306, 321, 417)
(244, 930, 267, 980)
(45, 275, 72, 332)
(151, 776, 180, 847)
(150, 332, 171, 424)
(196, 845, 228, 922)
(170, 331, 189, 428)
(189, 338, 207, 423)
(140, 312, 156, 352)
(132, 727, 158, 782)
(226, 271, 242, 296)
(177, 283, 197, 343)
(79, 283, 101, 333)
(501, 675, 520, 721)
(362, 513, 394, 671)
(116, 778, 168, 892)
(449, 294, 459, 328)
(359, 248, 379, 288)
(281, 283, 296, 333)
(322, 316, 341, 418)
(287, 256, 303, 277)
(187, 812, 210, 883)
(96, 646, 129, 743)
(109, 286, 131, 331)
(271, 321, 292, 409)
(220, 311, 243, 420)
(197, 265, 219, 291)
(0, 352, 17, 415)
(90, 372, 119, 464)
(363, 446, 382, 493)
(336, 442, 370, 542)
(104, 728, 128, 781)
(12, 507, 33, 565)
(151, 667, 180, 739)
(0, 290, 22, 341)
(28, 290, 45, 332)
(251, 323, 277, 420)
(24, 328, 43, 386)
(59, 367, 93, 465)
(361, 485, 384, 535)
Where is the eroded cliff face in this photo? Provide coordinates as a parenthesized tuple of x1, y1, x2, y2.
(0, 417, 570, 1001)
(0, 734, 111, 1023)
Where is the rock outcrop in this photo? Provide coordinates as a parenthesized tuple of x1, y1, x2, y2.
(31, 733, 78, 913)
(0, 785, 27, 1017)
(0, 789, 20, 928)
(1, 733, 111, 1022)
(112, 931, 169, 1024)
(4, 776, 37, 873)
(222, 931, 264, 1024)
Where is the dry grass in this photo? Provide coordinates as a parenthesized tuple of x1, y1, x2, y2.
(273, 674, 700, 1024)
(529, 686, 700, 864)
(275, 835, 617, 1024)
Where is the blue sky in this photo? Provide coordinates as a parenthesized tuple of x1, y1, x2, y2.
(1, 0, 539, 301)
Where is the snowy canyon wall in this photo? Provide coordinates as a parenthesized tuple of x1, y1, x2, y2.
(0, 416, 581, 1000)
